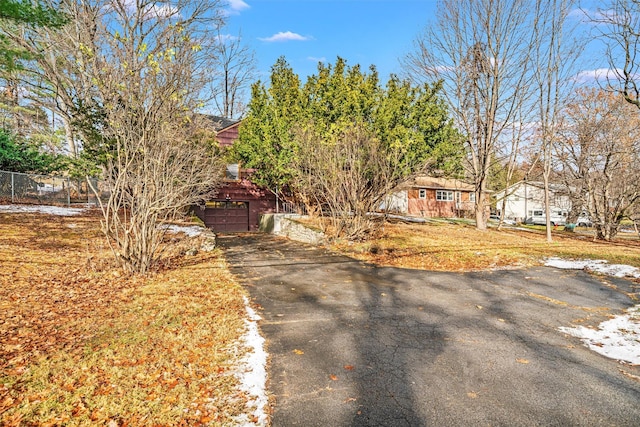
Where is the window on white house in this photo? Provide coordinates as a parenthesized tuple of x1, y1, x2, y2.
(436, 190, 454, 201)
(419, 189, 427, 199)
(469, 192, 476, 202)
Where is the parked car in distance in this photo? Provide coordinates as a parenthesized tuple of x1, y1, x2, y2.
(489, 214, 516, 225)
(524, 210, 567, 226)
(576, 215, 592, 227)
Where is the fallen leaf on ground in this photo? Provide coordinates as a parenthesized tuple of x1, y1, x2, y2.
(516, 358, 530, 364)
(329, 374, 338, 381)
(619, 369, 640, 381)
(293, 349, 304, 355)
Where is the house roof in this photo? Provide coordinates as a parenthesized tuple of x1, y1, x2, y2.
(203, 115, 241, 132)
(409, 176, 475, 192)
(496, 181, 571, 197)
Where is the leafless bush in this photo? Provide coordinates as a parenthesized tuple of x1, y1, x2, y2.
(293, 123, 416, 240)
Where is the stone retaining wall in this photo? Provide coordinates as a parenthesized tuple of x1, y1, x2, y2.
(259, 213, 325, 245)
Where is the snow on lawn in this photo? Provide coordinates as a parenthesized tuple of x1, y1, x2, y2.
(545, 257, 640, 279)
(0, 204, 86, 216)
(162, 228, 268, 425)
(545, 257, 640, 364)
(161, 224, 208, 237)
(1, 204, 270, 423)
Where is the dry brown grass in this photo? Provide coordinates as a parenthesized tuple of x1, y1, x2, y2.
(330, 219, 640, 272)
(0, 210, 249, 426)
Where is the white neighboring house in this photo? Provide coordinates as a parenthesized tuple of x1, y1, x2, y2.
(380, 191, 409, 214)
(495, 181, 572, 225)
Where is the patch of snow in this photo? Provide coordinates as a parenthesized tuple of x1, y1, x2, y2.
(235, 296, 268, 427)
(385, 213, 427, 223)
(0, 204, 85, 216)
(547, 256, 640, 364)
(514, 226, 537, 232)
(559, 306, 640, 365)
(161, 224, 206, 237)
(544, 257, 640, 279)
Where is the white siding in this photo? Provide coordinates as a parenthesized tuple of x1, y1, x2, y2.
(381, 191, 408, 214)
(497, 183, 571, 222)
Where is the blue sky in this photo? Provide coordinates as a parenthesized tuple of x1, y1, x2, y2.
(222, 0, 439, 82)
(221, 0, 612, 86)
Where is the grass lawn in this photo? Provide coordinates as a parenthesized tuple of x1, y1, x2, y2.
(3, 211, 639, 425)
(0, 210, 251, 426)
(331, 219, 640, 272)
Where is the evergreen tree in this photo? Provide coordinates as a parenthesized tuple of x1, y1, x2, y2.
(0, 129, 59, 173)
(0, 0, 66, 71)
(232, 57, 303, 191)
(234, 56, 463, 196)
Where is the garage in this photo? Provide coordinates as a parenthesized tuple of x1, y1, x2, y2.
(203, 201, 249, 232)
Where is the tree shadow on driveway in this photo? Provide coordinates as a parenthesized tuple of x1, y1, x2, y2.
(218, 233, 640, 427)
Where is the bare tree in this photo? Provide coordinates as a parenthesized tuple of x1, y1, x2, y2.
(90, 0, 227, 273)
(491, 110, 529, 229)
(96, 115, 224, 273)
(593, 0, 640, 108)
(404, 0, 538, 230)
(3, 0, 117, 158)
(0, 75, 55, 141)
(9, 0, 229, 273)
(210, 27, 256, 119)
(530, 0, 580, 241)
(557, 88, 640, 240)
(293, 123, 422, 240)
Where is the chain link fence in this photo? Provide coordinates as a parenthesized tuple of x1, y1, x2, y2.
(0, 170, 106, 206)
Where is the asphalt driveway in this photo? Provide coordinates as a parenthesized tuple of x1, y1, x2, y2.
(218, 233, 640, 426)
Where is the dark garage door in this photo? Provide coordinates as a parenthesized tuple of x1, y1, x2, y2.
(204, 201, 249, 232)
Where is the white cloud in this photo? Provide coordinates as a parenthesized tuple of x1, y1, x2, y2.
(116, 0, 179, 18)
(424, 65, 455, 75)
(226, 0, 250, 15)
(592, 8, 621, 23)
(307, 56, 326, 63)
(571, 68, 619, 83)
(578, 7, 631, 26)
(572, 68, 640, 84)
(148, 3, 178, 18)
(258, 31, 311, 42)
(568, 7, 591, 23)
(216, 33, 239, 44)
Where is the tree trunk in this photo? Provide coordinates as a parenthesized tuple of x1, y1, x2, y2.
(475, 188, 487, 231)
(62, 116, 77, 158)
(543, 171, 552, 242)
